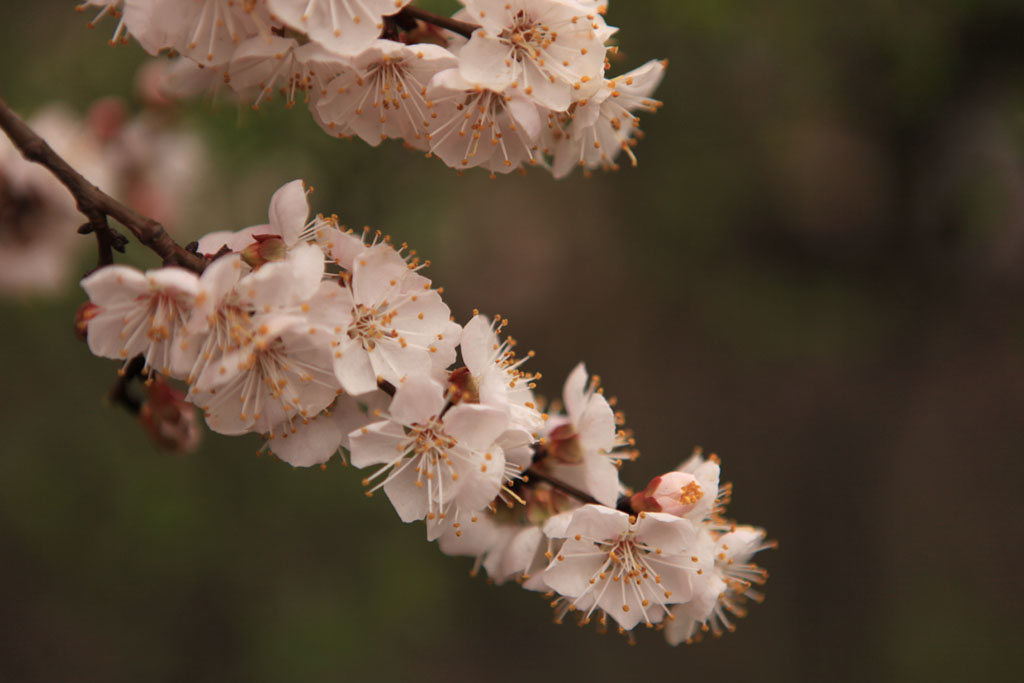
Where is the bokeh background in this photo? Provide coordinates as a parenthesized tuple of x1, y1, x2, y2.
(3, 1, 1024, 681)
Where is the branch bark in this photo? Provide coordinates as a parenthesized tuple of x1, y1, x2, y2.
(396, 6, 480, 39)
(0, 96, 207, 273)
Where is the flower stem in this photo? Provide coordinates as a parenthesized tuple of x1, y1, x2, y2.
(522, 466, 602, 507)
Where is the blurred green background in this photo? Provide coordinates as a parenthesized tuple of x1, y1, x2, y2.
(3, 1, 1024, 681)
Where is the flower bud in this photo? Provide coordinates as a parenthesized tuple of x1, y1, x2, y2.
(447, 366, 480, 404)
(630, 471, 704, 516)
(547, 422, 583, 463)
(74, 301, 99, 342)
(240, 234, 287, 268)
(139, 376, 201, 453)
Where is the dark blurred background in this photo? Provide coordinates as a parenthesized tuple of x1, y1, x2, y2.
(2, 1, 1024, 681)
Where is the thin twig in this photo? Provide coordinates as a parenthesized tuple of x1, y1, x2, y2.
(522, 466, 602, 507)
(396, 6, 480, 39)
(0, 96, 206, 273)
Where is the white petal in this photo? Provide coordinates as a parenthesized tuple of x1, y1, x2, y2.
(268, 179, 309, 246)
(562, 362, 588, 424)
(269, 413, 344, 467)
(443, 404, 508, 452)
(348, 419, 406, 468)
(388, 374, 446, 425)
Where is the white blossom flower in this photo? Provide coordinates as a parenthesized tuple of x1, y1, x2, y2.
(543, 504, 707, 630)
(458, 0, 614, 111)
(664, 525, 774, 645)
(535, 363, 629, 507)
(325, 241, 461, 395)
(349, 374, 509, 538)
(81, 264, 199, 375)
(547, 59, 665, 177)
(425, 68, 543, 172)
(457, 313, 544, 436)
(315, 40, 457, 150)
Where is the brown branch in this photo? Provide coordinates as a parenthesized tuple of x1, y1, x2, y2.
(0, 96, 207, 273)
(522, 466, 602, 507)
(396, 6, 480, 39)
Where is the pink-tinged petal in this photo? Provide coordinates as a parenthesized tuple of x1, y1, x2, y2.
(348, 420, 406, 468)
(496, 526, 544, 581)
(459, 314, 494, 376)
(369, 341, 432, 388)
(382, 462, 430, 522)
(388, 374, 446, 425)
(351, 243, 407, 305)
(542, 511, 576, 539)
(238, 242, 324, 308)
(268, 179, 309, 246)
(457, 33, 513, 91)
(645, 559, 694, 607)
(269, 413, 344, 467)
(443, 404, 508, 451)
(542, 536, 607, 598)
(613, 59, 668, 99)
(146, 266, 199, 297)
(316, 227, 365, 270)
(428, 67, 469, 93)
(451, 445, 505, 512)
(577, 393, 616, 452)
(196, 225, 270, 256)
(518, 56, 570, 110)
(599, 592, 660, 631)
(566, 504, 630, 541)
(334, 343, 378, 396)
(506, 93, 542, 141)
(497, 427, 535, 471)
(81, 265, 147, 303)
(546, 455, 619, 508)
(634, 513, 696, 556)
(195, 254, 244, 309)
(562, 362, 588, 424)
(437, 512, 500, 557)
(581, 455, 621, 508)
(85, 311, 129, 360)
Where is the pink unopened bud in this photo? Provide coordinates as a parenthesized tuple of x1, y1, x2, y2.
(630, 472, 704, 516)
(547, 422, 583, 464)
(241, 234, 287, 268)
(139, 377, 201, 453)
(74, 301, 99, 342)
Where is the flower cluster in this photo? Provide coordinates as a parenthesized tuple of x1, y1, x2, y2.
(0, 97, 204, 296)
(78, 180, 772, 642)
(78, 0, 665, 176)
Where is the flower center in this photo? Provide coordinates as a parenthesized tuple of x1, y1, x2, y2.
(348, 303, 398, 350)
